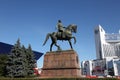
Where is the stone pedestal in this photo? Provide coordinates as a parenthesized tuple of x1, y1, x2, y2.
(41, 50, 81, 78)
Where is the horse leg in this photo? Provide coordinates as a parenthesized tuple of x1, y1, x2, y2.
(50, 42, 54, 51)
(54, 42, 61, 51)
(68, 40, 73, 49)
(72, 36, 76, 44)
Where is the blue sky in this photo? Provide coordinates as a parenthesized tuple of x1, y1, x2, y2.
(0, 0, 120, 68)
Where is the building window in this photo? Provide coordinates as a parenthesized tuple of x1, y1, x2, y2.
(95, 29, 99, 34)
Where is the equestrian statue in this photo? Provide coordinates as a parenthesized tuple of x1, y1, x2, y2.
(43, 20, 77, 51)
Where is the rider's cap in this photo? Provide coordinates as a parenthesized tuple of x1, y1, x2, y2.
(58, 20, 61, 23)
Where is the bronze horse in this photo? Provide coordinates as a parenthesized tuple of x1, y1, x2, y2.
(43, 24, 77, 51)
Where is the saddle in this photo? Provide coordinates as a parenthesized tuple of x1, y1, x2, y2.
(57, 32, 65, 38)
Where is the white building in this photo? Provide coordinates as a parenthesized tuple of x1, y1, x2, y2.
(81, 60, 93, 76)
(94, 25, 120, 59)
(81, 25, 120, 77)
(81, 59, 106, 76)
(107, 58, 120, 76)
(81, 58, 120, 76)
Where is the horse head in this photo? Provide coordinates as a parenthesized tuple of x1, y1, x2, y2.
(67, 24, 77, 33)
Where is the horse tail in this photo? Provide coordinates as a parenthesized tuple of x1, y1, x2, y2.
(43, 33, 51, 46)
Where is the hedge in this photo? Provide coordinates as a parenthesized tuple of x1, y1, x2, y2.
(0, 78, 118, 80)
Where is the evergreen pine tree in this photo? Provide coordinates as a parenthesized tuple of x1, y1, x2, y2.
(21, 45, 28, 76)
(26, 44, 36, 76)
(0, 54, 8, 77)
(6, 39, 27, 78)
(6, 39, 36, 77)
